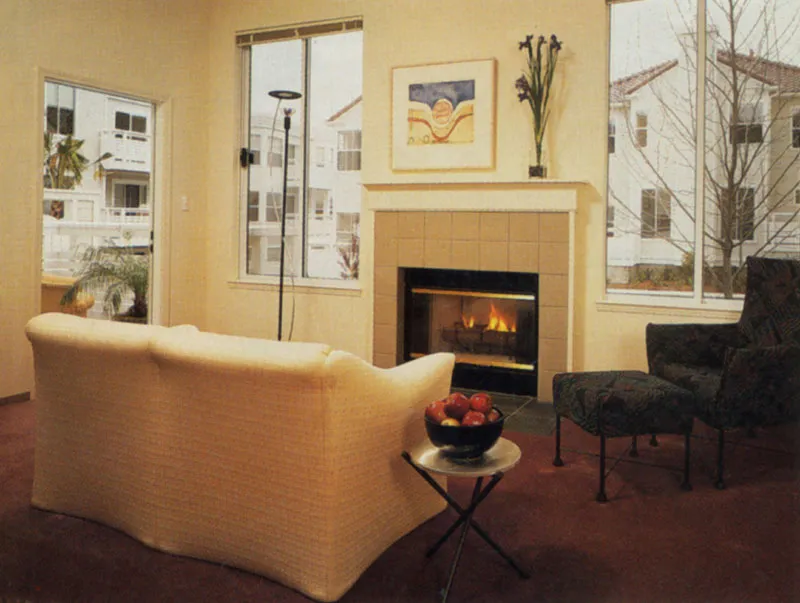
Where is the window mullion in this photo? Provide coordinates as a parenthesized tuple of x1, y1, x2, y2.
(692, 0, 707, 303)
(301, 38, 311, 277)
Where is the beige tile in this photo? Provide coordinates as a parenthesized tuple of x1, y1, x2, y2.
(373, 324, 398, 357)
(398, 238, 425, 267)
(539, 306, 568, 340)
(540, 274, 569, 307)
(374, 267, 398, 298)
(450, 240, 480, 270)
(397, 212, 425, 239)
(374, 211, 398, 241)
(479, 213, 509, 242)
(374, 353, 397, 369)
(424, 212, 452, 240)
(537, 370, 559, 402)
(509, 213, 540, 243)
(374, 235, 398, 268)
(508, 242, 539, 273)
(539, 242, 569, 275)
(424, 239, 452, 269)
(451, 212, 481, 240)
(539, 337, 568, 374)
(479, 241, 509, 272)
(540, 213, 569, 243)
(373, 294, 398, 327)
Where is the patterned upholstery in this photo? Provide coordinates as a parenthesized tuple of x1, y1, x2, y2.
(553, 370, 695, 438)
(646, 256, 800, 431)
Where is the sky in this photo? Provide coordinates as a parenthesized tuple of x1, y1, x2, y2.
(610, 0, 800, 80)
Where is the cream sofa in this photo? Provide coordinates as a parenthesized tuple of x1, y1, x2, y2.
(25, 313, 455, 602)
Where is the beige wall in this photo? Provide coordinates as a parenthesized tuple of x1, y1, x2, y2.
(0, 0, 210, 398)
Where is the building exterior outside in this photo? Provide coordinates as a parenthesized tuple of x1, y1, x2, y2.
(607, 34, 800, 292)
(43, 82, 153, 278)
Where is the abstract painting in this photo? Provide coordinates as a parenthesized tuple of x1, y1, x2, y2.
(392, 59, 496, 171)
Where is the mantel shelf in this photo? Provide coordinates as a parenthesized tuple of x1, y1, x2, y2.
(364, 179, 587, 213)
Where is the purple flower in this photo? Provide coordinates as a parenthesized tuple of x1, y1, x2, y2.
(518, 34, 534, 51)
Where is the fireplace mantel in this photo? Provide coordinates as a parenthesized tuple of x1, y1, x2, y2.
(363, 180, 587, 213)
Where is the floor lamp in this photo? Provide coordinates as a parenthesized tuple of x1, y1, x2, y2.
(268, 89, 302, 341)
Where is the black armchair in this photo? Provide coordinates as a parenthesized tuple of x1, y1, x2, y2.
(646, 256, 800, 489)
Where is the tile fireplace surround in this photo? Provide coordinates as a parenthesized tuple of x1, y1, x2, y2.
(368, 183, 580, 402)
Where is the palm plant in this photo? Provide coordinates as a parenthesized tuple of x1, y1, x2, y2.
(44, 131, 112, 189)
(61, 243, 149, 320)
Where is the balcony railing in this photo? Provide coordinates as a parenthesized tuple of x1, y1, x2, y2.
(100, 129, 152, 173)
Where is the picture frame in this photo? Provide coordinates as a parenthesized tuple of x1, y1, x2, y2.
(391, 58, 496, 172)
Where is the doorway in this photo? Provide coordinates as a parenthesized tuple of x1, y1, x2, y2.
(41, 80, 157, 323)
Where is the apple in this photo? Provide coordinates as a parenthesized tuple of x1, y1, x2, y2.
(425, 400, 448, 424)
(444, 392, 471, 420)
(441, 418, 460, 427)
(461, 410, 487, 426)
(486, 409, 501, 423)
(469, 392, 493, 414)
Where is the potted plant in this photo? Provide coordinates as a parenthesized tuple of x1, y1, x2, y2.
(60, 242, 149, 323)
(515, 33, 563, 178)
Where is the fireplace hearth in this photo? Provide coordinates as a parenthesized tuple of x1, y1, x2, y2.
(402, 268, 538, 396)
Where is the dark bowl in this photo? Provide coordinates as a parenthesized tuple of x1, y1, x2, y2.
(424, 408, 505, 462)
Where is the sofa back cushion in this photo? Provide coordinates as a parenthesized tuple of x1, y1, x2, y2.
(738, 257, 800, 347)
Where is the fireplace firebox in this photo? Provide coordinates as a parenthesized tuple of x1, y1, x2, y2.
(402, 268, 538, 396)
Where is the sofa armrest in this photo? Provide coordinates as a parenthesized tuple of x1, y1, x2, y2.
(716, 344, 800, 427)
(646, 322, 740, 377)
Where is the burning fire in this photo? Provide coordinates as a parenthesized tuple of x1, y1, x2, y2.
(461, 303, 516, 333)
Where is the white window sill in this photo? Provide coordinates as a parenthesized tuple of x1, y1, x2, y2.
(229, 276, 362, 295)
(598, 291, 742, 320)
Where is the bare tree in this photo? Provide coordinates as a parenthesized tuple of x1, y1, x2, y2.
(609, 0, 800, 297)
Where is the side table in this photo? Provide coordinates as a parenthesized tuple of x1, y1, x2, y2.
(401, 438, 529, 602)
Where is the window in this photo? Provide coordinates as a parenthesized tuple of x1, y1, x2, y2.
(608, 121, 616, 154)
(248, 191, 259, 222)
(240, 20, 363, 281)
(336, 212, 360, 245)
(640, 189, 671, 239)
(115, 111, 148, 134)
(337, 130, 362, 171)
(795, 188, 800, 205)
(112, 183, 148, 209)
(635, 113, 647, 148)
(730, 104, 763, 144)
(606, 0, 799, 300)
(732, 188, 755, 242)
(250, 134, 262, 165)
(45, 82, 75, 135)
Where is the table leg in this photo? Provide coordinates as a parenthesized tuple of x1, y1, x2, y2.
(440, 479, 482, 603)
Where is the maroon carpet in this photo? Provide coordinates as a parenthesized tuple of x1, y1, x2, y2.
(1, 400, 798, 603)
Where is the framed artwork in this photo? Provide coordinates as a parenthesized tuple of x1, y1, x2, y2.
(391, 58, 496, 171)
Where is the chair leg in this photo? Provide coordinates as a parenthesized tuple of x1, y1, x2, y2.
(629, 435, 639, 457)
(553, 414, 564, 467)
(681, 432, 692, 491)
(715, 429, 726, 490)
(596, 432, 608, 503)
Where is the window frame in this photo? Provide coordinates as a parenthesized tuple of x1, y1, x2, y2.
(236, 19, 364, 291)
(792, 109, 800, 149)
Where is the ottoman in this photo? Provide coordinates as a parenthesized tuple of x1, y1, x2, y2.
(552, 370, 695, 502)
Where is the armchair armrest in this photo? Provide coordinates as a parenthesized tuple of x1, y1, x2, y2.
(716, 344, 800, 427)
(646, 322, 740, 377)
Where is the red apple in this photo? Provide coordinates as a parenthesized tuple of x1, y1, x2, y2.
(486, 409, 501, 423)
(441, 418, 460, 427)
(444, 392, 471, 420)
(462, 410, 487, 426)
(469, 392, 493, 414)
(425, 400, 448, 424)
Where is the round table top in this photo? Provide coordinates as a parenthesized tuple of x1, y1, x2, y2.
(408, 437, 522, 478)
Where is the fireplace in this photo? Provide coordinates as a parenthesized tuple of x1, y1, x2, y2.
(401, 268, 538, 396)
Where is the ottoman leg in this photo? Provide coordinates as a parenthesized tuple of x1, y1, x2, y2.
(630, 436, 639, 457)
(596, 433, 608, 503)
(650, 434, 659, 447)
(681, 432, 692, 491)
(553, 414, 564, 467)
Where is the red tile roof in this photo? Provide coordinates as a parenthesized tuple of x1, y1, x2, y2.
(609, 60, 678, 103)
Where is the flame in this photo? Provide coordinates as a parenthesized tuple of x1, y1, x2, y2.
(461, 303, 516, 333)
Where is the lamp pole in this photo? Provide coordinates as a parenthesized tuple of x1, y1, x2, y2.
(268, 90, 302, 341)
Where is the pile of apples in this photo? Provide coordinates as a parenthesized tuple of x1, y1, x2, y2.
(425, 391, 501, 427)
